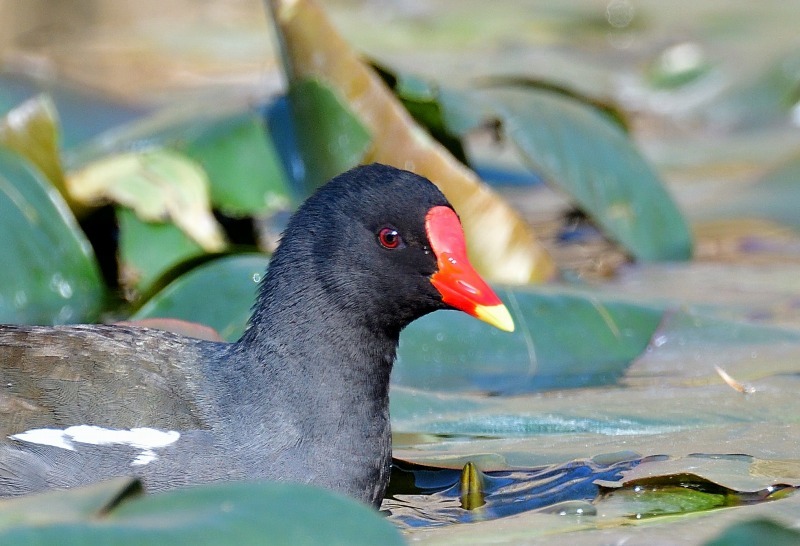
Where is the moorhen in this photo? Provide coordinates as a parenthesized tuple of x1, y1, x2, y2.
(0, 163, 514, 507)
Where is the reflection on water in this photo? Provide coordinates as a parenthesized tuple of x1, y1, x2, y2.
(383, 455, 641, 528)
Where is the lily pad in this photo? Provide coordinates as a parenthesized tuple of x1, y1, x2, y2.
(288, 78, 373, 195)
(478, 86, 693, 262)
(116, 207, 207, 296)
(132, 254, 268, 341)
(0, 147, 103, 324)
(395, 286, 664, 394)
(0, 478, 404, 545)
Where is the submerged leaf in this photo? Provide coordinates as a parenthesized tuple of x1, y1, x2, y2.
(270, 0, 555, 284)
(0, 147, 103, 324)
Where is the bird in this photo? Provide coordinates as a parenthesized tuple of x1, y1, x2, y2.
(0, 163, 514, 507)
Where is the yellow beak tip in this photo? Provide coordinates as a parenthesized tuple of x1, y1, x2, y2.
(475, 303, 515, 333)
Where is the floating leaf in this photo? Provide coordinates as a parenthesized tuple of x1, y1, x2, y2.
(269, 0, 554, 284)
(0, 147, 103, 324)
(182, 111, 291, 216)
(477, 86, 693, 261)
(68, 150, 226, 252)
(0, 479, 404, 546)
(395, 286, 664, 394)
(132, 254, 268, 341)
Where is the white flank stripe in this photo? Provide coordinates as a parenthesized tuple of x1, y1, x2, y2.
(9, 425, 180, 466)
(9, 428, 75, 451)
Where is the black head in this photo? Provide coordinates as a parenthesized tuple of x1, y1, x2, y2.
(244, 163, 513, 344)
(287, 164, 449, 336)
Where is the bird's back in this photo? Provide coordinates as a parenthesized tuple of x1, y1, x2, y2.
(0, 324, 217, 435)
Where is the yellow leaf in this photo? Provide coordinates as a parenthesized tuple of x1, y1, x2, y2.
(0, 95, 85, 214)
(67, 150, 226, 252)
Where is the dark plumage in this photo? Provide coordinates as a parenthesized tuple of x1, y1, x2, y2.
(0, 163, 512, 507)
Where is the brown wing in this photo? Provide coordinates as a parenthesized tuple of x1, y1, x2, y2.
(0, 324, 218, 436)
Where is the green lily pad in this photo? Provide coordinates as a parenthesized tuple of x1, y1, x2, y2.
(478, 86, 693, 261)
(116, 206, 206, 296)
(0, 146, 103, 324)
(132, 254, 268, 341)
(288, 78, 372, 195)
(0, 478, 404, 546)
(395, 286, 664, 394)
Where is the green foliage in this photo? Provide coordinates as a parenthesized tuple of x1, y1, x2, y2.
(395, 287, 664, 393)
(479, 86, 693, 261)
(117, 206, 206, 296)
(287, 78, 372, 195)
(132, 254, 267, 341)
(0, 147, 103, 323)
(0, 478, 404, 545)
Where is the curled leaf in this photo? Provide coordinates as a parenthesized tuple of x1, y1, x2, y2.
(67, 150, 226, 252)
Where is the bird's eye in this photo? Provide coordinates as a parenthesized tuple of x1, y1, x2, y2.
(377, 227, 403, 250)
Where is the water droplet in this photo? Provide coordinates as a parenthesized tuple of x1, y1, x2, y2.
(13, 291, 27, 308)
(653, 335, 667, 348)
(435, 333, 444, 342)
(50, 273, 73, 299)
(252, 273, 261, 283)
(606, 0, 634, 28)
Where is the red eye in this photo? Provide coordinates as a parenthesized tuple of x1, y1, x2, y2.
(378, 227, 402, 249)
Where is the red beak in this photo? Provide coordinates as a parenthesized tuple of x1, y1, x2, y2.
(426, 206, 515, 332)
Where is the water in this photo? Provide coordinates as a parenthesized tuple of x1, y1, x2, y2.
(383, 455, 641, 528)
